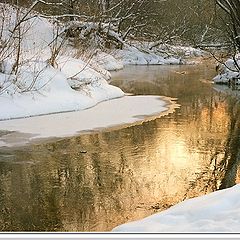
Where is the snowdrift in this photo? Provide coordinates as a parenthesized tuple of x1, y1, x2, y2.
(113, 184, 240, 233)
(0, 4, 124, 120)
(213, 56, 240, 84)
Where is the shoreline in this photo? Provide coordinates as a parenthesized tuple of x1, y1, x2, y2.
(0, 95, 178, 148)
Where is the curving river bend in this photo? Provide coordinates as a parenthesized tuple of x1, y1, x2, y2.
(0, 63, 240, 231)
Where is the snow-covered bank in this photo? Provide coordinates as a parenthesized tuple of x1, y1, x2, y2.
(64, 20, 205, 69)
(114, 45, 182, 65)
(108, 44, 205, 67)
(0, 4, 124, 120)
(0, 95, 176, 147)
(97, 43, 206, 70)
(213, 56, 240, 84)
(113, 184, 240, 233)
(0, 57, 124, 120)
(0, 3, 202, 122)
(91, 51, 124, 71)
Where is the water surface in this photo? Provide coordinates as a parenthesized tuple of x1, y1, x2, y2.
(0, 63, 240, 231)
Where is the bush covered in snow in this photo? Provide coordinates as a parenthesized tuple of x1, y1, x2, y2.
(0, 3, 124, 120)
(213, 56, 240, 85)
(0, 2, 206, 120)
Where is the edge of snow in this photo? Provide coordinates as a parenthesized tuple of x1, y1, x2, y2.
(0, 95, 177, 148)
(112, 184, 240, 233)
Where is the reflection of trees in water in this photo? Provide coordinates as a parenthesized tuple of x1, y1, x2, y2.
(219, 97, 240, 189)
(0, 126, 162, 231)
(0, 68, 240, 231)
(0, 150, 63, 231)
(182, 96, 240, 198)
(201, 96, 240, 191)
(0, 103, 233, 231)
(111, 65, 216, 100)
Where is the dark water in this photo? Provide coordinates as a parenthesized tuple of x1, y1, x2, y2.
(0, 63, 240, 231)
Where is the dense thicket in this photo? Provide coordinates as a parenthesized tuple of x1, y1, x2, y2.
(216, 0, 240, 52)
(1, 0, 233, 47)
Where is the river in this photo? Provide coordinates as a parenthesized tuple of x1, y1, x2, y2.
(0, 63, 240, 231)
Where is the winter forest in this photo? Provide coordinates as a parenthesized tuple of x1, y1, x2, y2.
(0, 0, 240, 235)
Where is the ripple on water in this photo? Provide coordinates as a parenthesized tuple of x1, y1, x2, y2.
(0, 64, 240, 231)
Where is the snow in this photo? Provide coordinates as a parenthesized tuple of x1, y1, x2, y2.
(91, 51, 124, 71)
(0, 4, 57, 61)
(56, 55, 111, 87)
(112, 44, 205, 66)
(112, 42, 205, 66)
(0, 3, 124, 121)
(0, 3, 201, 124)
(113, 184, 240, 233)
(63, 20, 204, 69)
(213, 57, 240, 84)
(165, 45, 204, 58)
(0, 58, 124, 120)
(214, 71, 240, 84)
(0, 95, 174, 147)
(114, 45, 183, 66)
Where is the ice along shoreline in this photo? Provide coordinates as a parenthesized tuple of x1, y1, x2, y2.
(0, 95, 178, 148)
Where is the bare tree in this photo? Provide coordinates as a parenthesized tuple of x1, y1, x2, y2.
(216, 0, 240, 51)
(0, 0, 67, 94)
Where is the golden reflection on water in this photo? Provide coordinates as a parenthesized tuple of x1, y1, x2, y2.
(0, 64, 240, 231)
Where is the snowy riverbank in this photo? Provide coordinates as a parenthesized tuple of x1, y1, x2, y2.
(0, 95, 175, 147)
(0, 56, 125, 120)
(213, 56, 240, 84)
(0, 3, 203, 121)
(92, 43, 204, 69)
(0, 4, 124, 121)
(113, 184, 240, 233)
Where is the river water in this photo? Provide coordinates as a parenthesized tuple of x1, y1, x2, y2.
(0, 63, 240, 231)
